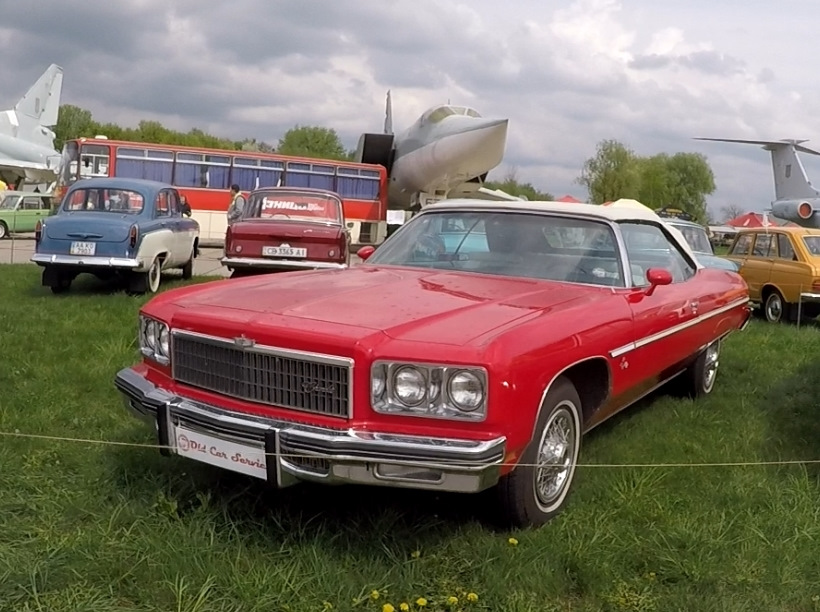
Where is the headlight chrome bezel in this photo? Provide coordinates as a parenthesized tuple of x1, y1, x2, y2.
(139, 314, 171, 365)
(371, 360, 488, 422)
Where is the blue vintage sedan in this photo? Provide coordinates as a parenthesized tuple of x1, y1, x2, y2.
(31, 177, 200, 294)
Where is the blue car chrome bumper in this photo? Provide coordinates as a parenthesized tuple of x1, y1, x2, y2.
(31, 253, 142, 269)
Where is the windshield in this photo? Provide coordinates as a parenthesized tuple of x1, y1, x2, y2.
(803, 236, 820, 256)
(243, 190, 342, 224)
(367, 210, 624, 286)
(669, 222, 713, 254)
(62, 188, 145, 214)
(0, 195, 19, 210)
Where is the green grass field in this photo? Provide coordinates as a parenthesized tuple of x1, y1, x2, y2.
(1, 264, 820, 612)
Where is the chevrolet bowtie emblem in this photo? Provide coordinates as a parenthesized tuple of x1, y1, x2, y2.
(234, 336, 255, 348)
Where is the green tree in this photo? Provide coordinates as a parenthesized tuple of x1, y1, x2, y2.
(661, 152, 715, 223)
(484, 168, 554, 200)
(576, 139, 642, 204)
(635, 153, 671, 208)
(53, 104, 98, 150)
(277, 126, 349, 160)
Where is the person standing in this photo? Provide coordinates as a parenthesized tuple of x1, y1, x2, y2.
(227, 184, 246, 224)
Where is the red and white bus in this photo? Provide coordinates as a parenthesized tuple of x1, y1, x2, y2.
(55, 137, 389, 245)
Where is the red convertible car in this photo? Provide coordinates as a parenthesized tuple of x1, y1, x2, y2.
(116, 199, 751, 527)
(220, 187, 349, 276)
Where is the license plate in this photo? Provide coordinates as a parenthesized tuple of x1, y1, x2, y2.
(70, 241, 96, 256)
(172, 424, 268, 480)
(262, 246, 307, 258)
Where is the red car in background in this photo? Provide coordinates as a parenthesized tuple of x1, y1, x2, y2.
(221, 187, 350, 277)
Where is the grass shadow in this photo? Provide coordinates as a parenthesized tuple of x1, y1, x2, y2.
(105, 428, 497, 553)
(24, 270, 195, 298)
(760, 358, 820, 481)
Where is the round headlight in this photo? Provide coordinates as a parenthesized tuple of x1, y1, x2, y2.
(158, 326, 170, 357)
(448, 371, 484, 411)
(393, 366, 427, 406)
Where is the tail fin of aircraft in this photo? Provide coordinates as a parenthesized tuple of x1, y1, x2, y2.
(355, 90, 396, 172)
(0, 64, 64, 149)
(384, 90, 393, 135)
(694, 137, 820, 200)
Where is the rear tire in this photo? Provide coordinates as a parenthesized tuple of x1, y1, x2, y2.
(128, 258, 161, 294)
(763, 290, 790, 323)
(677, 339, 721, 398)
(0, 221, 7, 239)
(495, 376, 583, 528)
(181, 255, 193, 280)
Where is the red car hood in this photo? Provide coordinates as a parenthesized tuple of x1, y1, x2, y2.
(168, 266, 603, 346)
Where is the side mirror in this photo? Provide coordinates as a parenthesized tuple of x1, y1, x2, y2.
(644, 268, 672, 296)
(357, 245, 376, 261)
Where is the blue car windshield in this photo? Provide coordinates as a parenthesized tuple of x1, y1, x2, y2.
(62, 188, 145, 214)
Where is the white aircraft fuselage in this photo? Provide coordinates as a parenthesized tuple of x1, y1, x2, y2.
(356, 96, 510, 210)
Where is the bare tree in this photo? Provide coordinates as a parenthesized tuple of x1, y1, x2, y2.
(719, 204, 744, 223)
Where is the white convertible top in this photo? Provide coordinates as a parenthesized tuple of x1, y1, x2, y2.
(425, 198, 703, 268)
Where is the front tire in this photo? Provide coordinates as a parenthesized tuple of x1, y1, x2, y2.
(495, 376, 583, 528)
(0, 221, 7, 239)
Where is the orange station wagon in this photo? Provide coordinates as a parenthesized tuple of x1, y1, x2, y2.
(725, 227, 820, 323)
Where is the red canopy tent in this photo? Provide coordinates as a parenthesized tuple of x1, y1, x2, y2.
(725, 212, 776, 228)
(556, 195, 583, 203)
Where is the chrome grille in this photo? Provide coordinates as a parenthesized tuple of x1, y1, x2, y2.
(171, 332, 352, 418)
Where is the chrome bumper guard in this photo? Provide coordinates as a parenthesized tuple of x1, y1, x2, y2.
(220, 256, 347, 270)
(115, 367, 505, 493)
(31, 253, 141, 269)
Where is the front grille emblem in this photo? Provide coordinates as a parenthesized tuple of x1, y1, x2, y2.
(234, 335, 255, 348)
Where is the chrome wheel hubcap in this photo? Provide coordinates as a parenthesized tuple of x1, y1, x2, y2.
(535, 405, 578, 507)
(703, 341, 720, 391)
(766, 295, 782, 321)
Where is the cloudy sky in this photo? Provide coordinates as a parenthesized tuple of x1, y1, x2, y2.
(2, 0, 818, 219)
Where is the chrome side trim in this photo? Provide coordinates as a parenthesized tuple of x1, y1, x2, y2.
(799, 292, 820, 303)
(608, 296, 750, 358)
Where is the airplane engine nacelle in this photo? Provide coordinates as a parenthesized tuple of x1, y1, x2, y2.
(771, 198, 820, 227)
(355, 133, 395, 173)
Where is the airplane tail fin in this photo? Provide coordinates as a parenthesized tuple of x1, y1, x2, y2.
(384, 90, 393, 135)
(0, 64, 64, 148)
(694, 137, 820, 200)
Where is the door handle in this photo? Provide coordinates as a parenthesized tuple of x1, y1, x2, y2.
(690, 300, 699, 315)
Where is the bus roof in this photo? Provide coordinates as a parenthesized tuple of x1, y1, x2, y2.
(72, 137, 385, 172)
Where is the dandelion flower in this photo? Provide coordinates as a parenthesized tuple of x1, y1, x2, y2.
(446, 595, 459, 606)
(400, 604, 410, 612)
(508, 537, 519, 546)
(415, 597, 428, 607)
(322, 602, 333, 611)
(371, 590, 381, 601)
(382, 605, 395, 612)
(410, 550, 421, 559)
(467, 592, 479, 602)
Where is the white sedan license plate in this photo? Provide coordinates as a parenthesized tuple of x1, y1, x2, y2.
(70, 241, 96, 256)
(262, 246, 307, 258)
(172, 424, 268, 480)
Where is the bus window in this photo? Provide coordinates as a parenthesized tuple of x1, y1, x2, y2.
(116, 148, 174, 183)
(175, 153, 231, 189)
(283, 162, 334, 190)
(337, 167, 380, 200)
(232, 157, 284, 191)
(79, 144, 111, 178)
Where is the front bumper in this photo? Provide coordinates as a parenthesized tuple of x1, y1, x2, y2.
(31, 253, 142, 270)
(220, 256, 347, 271)
(115, 367, 505, 493)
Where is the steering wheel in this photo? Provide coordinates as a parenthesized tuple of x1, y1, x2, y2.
(413, 233, 446, 261)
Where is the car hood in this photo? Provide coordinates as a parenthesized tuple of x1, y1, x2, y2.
(694, 252, 739, 271)
(169, 266, 601, 346)
(44, 211, 135, 243)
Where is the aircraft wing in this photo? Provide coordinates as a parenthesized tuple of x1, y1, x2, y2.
(471, 186, 524, 201)
(0, 158, 59, 183)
